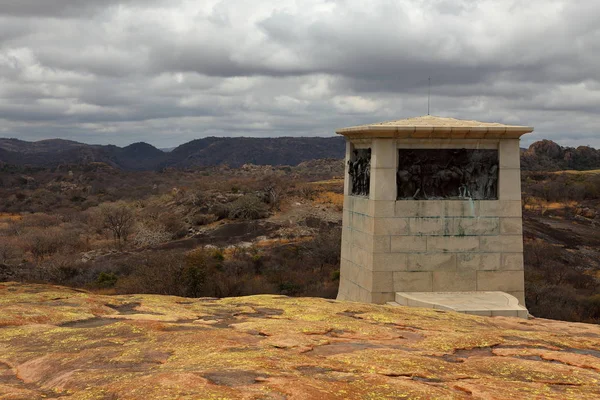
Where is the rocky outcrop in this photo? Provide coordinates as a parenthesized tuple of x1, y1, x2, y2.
(1, 282, 599, 399)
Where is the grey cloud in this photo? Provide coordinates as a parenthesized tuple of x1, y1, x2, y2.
(0, 0, 166, 17)
(0, 0, 599, 148)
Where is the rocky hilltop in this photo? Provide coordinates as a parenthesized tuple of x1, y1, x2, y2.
(1, 282, 600, 399)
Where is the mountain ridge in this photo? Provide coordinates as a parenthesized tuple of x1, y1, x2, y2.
(2, 136, 600, 171)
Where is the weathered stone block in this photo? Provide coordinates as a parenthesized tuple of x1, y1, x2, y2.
(442, 201, 478, 217)
(478, 200, 522, 217)
(343, 195, 352, 212)
(500, 218, 523, 235)
(372, 253, 408, 272)
(395, 200, 445, 217)
(347, 281, 360, 301)
(357, 286, 369, 302)
(407, 253, 456, 272)
(373, 217, 409, 235)
(369, 200, 396, 217)
(480, 236, 523, 252)
(368, 292, 395, 304)
(370, 168, 397, 201)
(347, 261, 360, 284)
(394, 201, 421, 217)
(393, 271, 433, 292)
(506, 291, 526, 307)
(351, 230, 369, 250)
(432, 270, 477, 291)
(501, 253, 524, 271)
(372, 138, 397, 169)
(499, 139, 521, 169)
(427, 236, 479, 252)
(353, 246, 371, 269)
(499, 169, 522, 201)
(452, 217, 499, 236)
(456, 253, 501, 271)
(415, 200, 444, 217)
(409, 217, 446, 235)
(371, 271, 394, 292)
(372, 235, 391, 253)
(352, 197, 370, 215)
(390, 236, 427, 252)
(352, 213, 374, 233)
(477, 271, 524, 292)
(342, 210, 351, 228)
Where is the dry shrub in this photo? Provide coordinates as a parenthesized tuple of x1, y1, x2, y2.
(20, 226, 83, 261)
(314, 191, 344, 210)
(228, 195, 269, 220)
(98, 202, 135, 246)
(132, 223, 171, 247)
(159, 213, 188, 239)
(191, 213, 218, 226)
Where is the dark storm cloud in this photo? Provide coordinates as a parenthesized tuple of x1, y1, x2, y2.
(0, 0, 599, 148)
(0, 0, 166, 17)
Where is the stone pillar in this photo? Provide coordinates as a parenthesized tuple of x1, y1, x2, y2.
(336, 116, 533, 306)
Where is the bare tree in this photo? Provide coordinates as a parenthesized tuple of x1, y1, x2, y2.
(100, 203, 135, 248)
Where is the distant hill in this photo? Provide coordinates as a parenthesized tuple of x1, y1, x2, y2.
(168, 137, 345, 168)
(0, 136, 346, 170)
(1, 136, 598, 171)
(521, 140, 600, 171)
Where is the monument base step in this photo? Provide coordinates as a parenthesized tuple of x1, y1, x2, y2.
(387, 291, 528, 319)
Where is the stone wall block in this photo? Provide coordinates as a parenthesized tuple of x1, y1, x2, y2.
(371, 271, 394, 292)
(368, 292, 395, 304)
(390, 236, 427, 252)
(452, 217, 500, 236)
(352, 213, 374, 234)
(500, 218, 523, 235)
(443, 201, 478, 217)
(499, 169, 522, 201)
(372, 253, 408, 272)
(432, 270, 477, 291)
(370, 168, 397, 201)
(479, 201, 522, 217)
(407, 253, 456, 272)
(372, 139, 397, 169)
(409, 217, 446, 235)
(395, 201, 420, 217)
(477, 271, 524, 292)
(352, 197, 370, 215)
(501, 253, 524, 271)
(372, 235, 391, 253)
(456, 253, 501, 271)
(499, 139, 521, 169)
(373, 217, 409, 235)
(427, 236, 480, 252)
(480, 236, 524, 253)
(393, 272, 433, 292)
(369, 201, 396, 217)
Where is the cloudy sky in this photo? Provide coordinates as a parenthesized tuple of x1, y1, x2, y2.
(0, 0, 599, 148)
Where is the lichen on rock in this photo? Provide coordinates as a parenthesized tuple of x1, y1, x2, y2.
(0, 282, 599, 399)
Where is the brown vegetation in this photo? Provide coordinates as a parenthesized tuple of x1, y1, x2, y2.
(0, 158, 598, 323)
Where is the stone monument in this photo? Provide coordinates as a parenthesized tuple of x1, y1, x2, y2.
(336, 116, 533, 317)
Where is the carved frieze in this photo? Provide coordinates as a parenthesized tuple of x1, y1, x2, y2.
(397, 149, 498, 200)
(348, 148, 371, 196)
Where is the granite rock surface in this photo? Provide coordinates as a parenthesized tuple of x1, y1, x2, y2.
(1, 282, 599, 399)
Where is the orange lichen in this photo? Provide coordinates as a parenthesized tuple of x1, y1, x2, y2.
(0, 282, 599, 399)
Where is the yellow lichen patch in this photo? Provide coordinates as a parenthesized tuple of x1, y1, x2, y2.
(463, 356, 599, 386)
(492, 347, 600, 371)
(1, 283, 600, 400)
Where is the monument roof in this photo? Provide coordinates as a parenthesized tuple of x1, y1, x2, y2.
(336, 115, 534, 139)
